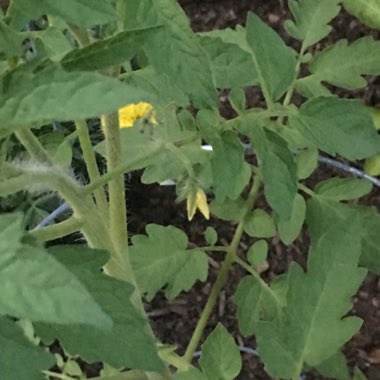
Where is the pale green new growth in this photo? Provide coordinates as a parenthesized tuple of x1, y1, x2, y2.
(285, 0, 341, 48)
(256, 221, 366, 378)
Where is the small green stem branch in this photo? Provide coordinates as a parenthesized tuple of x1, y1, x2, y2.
(15, 128, 53, 164)
(101, 113, 145, 308)
(183, 175, 262, 361)
(84, 145, 164, 196)
(165, 142, 195, 178)
(75, 120, 108, 218)
(30, 217, 82, 242)
(283, 43, 307, 108)
(298, 183, 315, 197)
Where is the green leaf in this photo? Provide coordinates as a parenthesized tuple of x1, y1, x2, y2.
(0, 20, 23, 58)
(204, 226, 218, 246)
(251, 126, 298, 219)
(175, 368, 207, 380)
(256, 220, 366, 378)
(0, 317, 54, 380)
(35, 246, 163, 372)
(210, 132, 251, 202)
(245, 12, 297, 101)
(297, 37, 380, 96)
(314, 350, 351, 380)
(0, 214, 112, 329)
(32, 27, 72, 61)
(290, 97, 380, 160)
(343, 0, 380, 30)
(364, 154, 380, 176)
(126, 67, 189, 107)
(0, 64, 152, 130)
(141, 143, 209, 185)
(285, 0, 341, 48)
(62, 26, 163, 72)
(228, 87, 246, 114)
(124, 0, 216, 108)
(315, 177, 373, 201)
(277, 193, 306, 245)
(199, 33, 258, 89)
(244, 209, 276, 238)
(200, 323, 242, 380)
(130, 224, 208, 300)
(353, 367, 368, 380)
(234, 275, 282, 337)
(39, 132, 72, 167)
(296, 147, 319, 179)
(247, 240, 268, 267)
(209, 197, 246, 221)
(306, 197, 380, 275)
(7, 0, 116, 29)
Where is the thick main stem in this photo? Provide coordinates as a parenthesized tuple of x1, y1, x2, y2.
(183, 176, 262, 361)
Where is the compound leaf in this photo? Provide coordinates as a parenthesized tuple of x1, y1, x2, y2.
(0, 317, 54, 380)
(130, 224, 208, 300)
(289, 97, 380, 160)
(246, 12, 296, 101)
(277, 193, 306, 245)
(7, 0, 116, 29)
(62, 26, 163, 72)
(35, 246, 163, 372)
(343, 0, 380, 30)
(297, 37, 380, 97)
(0, 214, 112, 329)
(200, 324, 242, 380)
(210, 132, 251, 202)
(199, 32, 258, 89)
(257, 220, 366, 378)
(0, 64, 151, 131)
(123, 0, 216, 108)
(307, 197, 380, 275)
(251, 125, 298, 219)
(314, 177, 373, 201)
(285, 0, 341, 48)
(234, 275, 282, 337)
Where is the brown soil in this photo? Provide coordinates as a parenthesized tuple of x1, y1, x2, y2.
(124, 1, 380, 379)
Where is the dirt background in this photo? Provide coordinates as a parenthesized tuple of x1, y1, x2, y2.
(125, 1, 380, 379)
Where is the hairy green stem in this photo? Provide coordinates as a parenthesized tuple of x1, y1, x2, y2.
(29, 217, 82, 242)
(101, 113, 144, 305)
(15, 128, 53, 164)
(75, 120, 108, 218)
(183, 175, 262, 361)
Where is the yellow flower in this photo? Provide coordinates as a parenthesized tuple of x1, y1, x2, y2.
(118, 102, 157, 128)
(186, 189, 210, 221)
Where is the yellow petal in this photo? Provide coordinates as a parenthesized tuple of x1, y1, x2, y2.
(186, 193, 197, 221)
(118, 102, 156, 128)
(195, 189, 210, 220)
